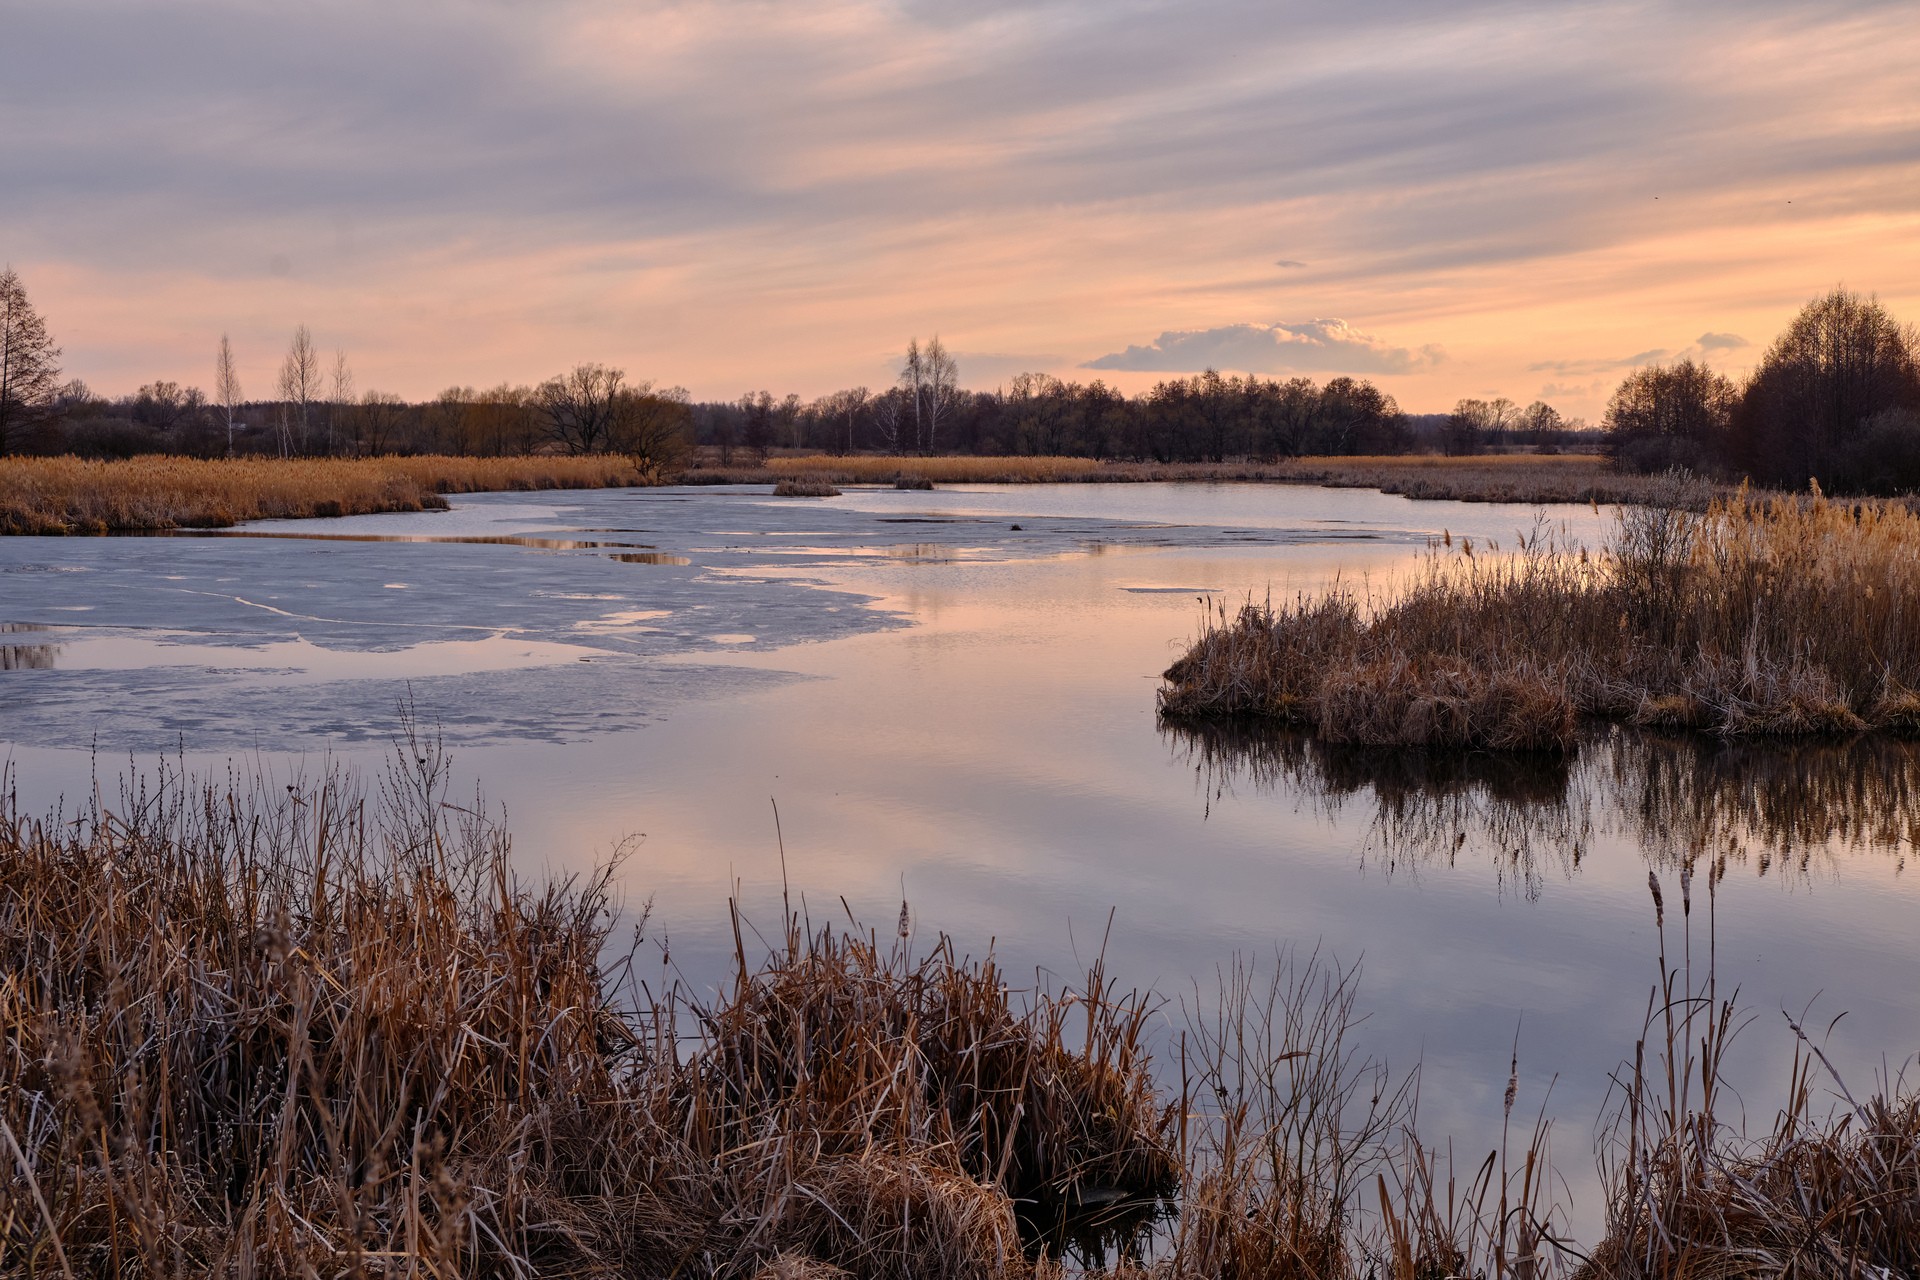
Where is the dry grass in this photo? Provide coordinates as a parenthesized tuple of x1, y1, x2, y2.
(1, 453, 1692, 536)
(682, 452, 1665, 504)
(1162, 479, 1920, 748)
(771, 475, 843, 497)
(0, 454, 650, 534)
(1576, 874, 1920, 1278)
(0, 725, 1177, 1277)
(4, 738, 1916, 1276)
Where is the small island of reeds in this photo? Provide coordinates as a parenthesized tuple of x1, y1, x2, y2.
(1160, 478, 1920, 750)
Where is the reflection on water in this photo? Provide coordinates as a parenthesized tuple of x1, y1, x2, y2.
(1167, 722, 1918, 897)
(1, 623, 62, 671)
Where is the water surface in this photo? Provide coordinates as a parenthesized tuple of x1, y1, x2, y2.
(3, 481, 1913, 1237)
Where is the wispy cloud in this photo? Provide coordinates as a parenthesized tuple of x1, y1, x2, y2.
(0, 0, 1913, 407)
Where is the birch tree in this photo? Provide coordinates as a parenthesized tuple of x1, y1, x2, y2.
(214, 334, 242, 457)
(276, 324, 321, 455)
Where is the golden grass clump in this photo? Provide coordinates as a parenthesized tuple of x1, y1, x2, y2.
(0, 454, 649, 534)
(771, 475, 843, 497)
(0, 730, 1178, 1277)
(6, 733, 1918, 1276)
(1162, 480, 1920, 747)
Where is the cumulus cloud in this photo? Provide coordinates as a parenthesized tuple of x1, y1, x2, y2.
(1695, 331, 1750, 352)
(1083, 320, 1441, 375)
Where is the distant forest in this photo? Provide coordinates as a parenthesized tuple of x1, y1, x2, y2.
(4, 270, 1918, 492)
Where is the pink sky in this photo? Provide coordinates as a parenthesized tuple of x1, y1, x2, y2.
(6, 1, 1918, 420)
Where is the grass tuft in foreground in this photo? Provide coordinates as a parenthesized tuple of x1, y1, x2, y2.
(1162, 478, 1920, 748)
(5, 737, 1918, 1276)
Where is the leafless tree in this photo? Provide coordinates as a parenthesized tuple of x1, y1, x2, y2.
(613, 383, 693, 476)
(871, 385, 908, 454)
(823, 386, 869, 453)
(897, 335, 959, 453)
(327, 350, 354, 456)
(0, 267, 61, 455)
(275, 323, 321, 456)
(214, 334, 242, 457)
(899, 338, 925, 453)
(358, 390, 406, 455)
(921, 336, 958, 453)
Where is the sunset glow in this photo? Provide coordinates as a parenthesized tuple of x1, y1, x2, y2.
(6, 0, 1918, 417)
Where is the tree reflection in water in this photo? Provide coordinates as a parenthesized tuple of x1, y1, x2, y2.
(1164, 721, 1918, 898)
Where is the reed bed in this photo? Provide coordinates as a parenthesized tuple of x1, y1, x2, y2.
(1161, 481, 1920, 748)
(0, 732, 1177, 1278)
(0, 454, 647, 534)
(4, 741, 1917, 1276)
(684, 452, 1659, 504)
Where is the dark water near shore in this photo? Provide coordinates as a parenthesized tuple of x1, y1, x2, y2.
(3, 481, 1916, 1238)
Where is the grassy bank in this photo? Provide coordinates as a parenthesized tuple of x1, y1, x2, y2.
(688, 451, 1673, 505)
(1, 452, 1682, 535)
(0, 455, 649, 533)
(1161, 482, 1920, 749)
(4, 745, 1916, 1276)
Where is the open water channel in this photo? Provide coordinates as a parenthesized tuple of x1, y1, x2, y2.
(3, 481, 1916, 1238)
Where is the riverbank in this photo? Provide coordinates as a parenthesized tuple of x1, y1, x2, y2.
(1160, 484, 1920, 748)
(2, 452, 1669, 535)
(3, 749, 1912, 1276)
(700, 451, 1675, 505)
(0, 454, 649, 533)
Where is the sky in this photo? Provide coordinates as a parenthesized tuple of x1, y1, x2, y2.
(4, 0, 1919, 419)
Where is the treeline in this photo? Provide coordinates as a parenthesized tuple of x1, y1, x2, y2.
(2, 270, 1606, 470)
(1602, 288, 1920, 493)
(695, 372, 1589, 463)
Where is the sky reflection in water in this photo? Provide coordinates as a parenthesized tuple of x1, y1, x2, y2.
(1, 482, 1915, 1238)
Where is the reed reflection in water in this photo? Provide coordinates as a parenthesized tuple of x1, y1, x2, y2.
(1164, 722, 1919, 896)
(1, 623, 61, 671)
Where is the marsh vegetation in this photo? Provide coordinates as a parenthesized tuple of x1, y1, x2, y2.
(3, 742, 1916, 1277)
(1161, 479, 1920, 749)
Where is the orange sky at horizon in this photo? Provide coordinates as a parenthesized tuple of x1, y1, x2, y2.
(6, 0, 1918, 420)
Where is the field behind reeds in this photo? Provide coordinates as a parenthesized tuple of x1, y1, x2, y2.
(0, 454, 648, 533)
(1162, 481, 1920, 749)
(4, 741, 1917, 1277)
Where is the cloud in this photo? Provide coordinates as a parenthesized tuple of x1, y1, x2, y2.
(1273, 259, 1308, 269)
(1695, 331, 1750, 352)
(1084, 320, 1441, 375)
(1530, 349, 1670, 375)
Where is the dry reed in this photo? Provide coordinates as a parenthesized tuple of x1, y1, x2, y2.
(685, 452, 1667, 505)
(5, 736, 1915, 1277)
(0, 726, 1176, 1277)
(1162, 479, 1920, 748)
(0, 454, 649, 534)
(771, 476, 843, 497)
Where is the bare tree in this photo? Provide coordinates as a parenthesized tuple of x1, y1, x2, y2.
(871, 385, 908, 454)
(538, 364, 628, 454)
(828, 386, 869, 453)
(275, 323, 321, 456)
(614, 382, 693, 476)
(214, 334, 242, 457)
(0, 267, 61, 455)
(921, 336, 957, 454)
(898, 339, 924, 454)
(358, 390, 406, 455)
(328, 350, 354, 456)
